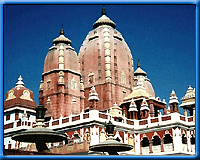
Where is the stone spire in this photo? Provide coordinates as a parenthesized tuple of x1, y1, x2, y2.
(80, 77, 84, 91)
(109, 102, 122, 118)
(169, 90, 179, 113)
(15, 75, 25, 87)
(39, 79, 44, 91)
(134, 60, 147, 76)
(140, 99, 149, 111)
(60, 24, 64, 35)
(88, 86, 99, 110)
(101, 5, 106, 15)
(169, 90, 179, 104)
(88, 86, 99, 102)
(137, 59, 140, 68)
(128, 99, 138, 112)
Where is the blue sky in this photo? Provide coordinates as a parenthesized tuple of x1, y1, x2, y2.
(3, 4, 196, 115)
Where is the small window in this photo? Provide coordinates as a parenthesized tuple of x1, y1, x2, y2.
(191, 135, 195, 144)
(89, 36, 99, 41)
(182, 135, 187, 144)
(88, 74, 94, 84)
(142, 137, 149, 147)
(6, 114, 10, 121)
(47, 81, 51, 90)
(114, 36, 122, 41)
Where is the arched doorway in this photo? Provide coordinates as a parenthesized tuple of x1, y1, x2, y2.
(163, 134, 173, 152)
(152, 135, 161, 153)
(141, 137, 149, 155)
(182, 134, 187, 151)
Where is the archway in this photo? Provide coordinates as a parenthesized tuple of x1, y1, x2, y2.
(141, 137, 149, 155)
(182, 134, 187, 151)
(163, 134, 173, 152)
(152, 135, 161, 153)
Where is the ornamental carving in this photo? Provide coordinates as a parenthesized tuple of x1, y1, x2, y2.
(6, 90, 16, 101)
(20, 90, 33, 101)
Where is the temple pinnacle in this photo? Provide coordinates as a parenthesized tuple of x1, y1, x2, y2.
(101, 5, 106, 15)
(137, 59, 140, 68)
(60, 24, 64, 35)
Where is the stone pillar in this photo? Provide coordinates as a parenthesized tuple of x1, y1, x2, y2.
(161, 139, 164, 152)
(173, 127, 182, 152)
(129, 111, 132, 119)
(149, 103, 154, 117)
(147, 110, 150, 118)
(184, 109, 187, 117)
(193, 108, 195, 122)
(174, 103, 179, 113)
(90, 125, 99, 146)
(39, 79, 44, 105)
(132, 111, 135, 119)
(163, 107, 167, 115)
(145, 110, 148, 118)
(170, 104, 174, 113)
(135, 111, 138, 120)
(122, 106, 127, 118)
(140, 111, 143, 119)
(134, 133, 140, 155)
(187, 130, 191, 152)
(149, 140, 153, 153)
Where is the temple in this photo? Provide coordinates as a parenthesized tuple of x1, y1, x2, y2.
(4, 6, 195, 155)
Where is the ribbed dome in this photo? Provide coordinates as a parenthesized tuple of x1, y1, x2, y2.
(143, 79, 155, 98)
(79, 6, 134, 111)
(43, 28, 79, 74)
(133, 61, 155, 98)
(4, 75, 37, 110)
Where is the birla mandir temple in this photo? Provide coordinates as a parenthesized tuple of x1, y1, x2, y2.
(3, 6, 195, 155)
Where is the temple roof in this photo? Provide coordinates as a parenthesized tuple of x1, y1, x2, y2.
(4, 75, 37, 110)
(123, 86, 150, 101)
(180, 85, 195, 108)
(169, 90, 179, 104)
(134, 67, 147, 76)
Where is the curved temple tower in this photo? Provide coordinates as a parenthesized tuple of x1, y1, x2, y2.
(79, 6, 134, 111)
